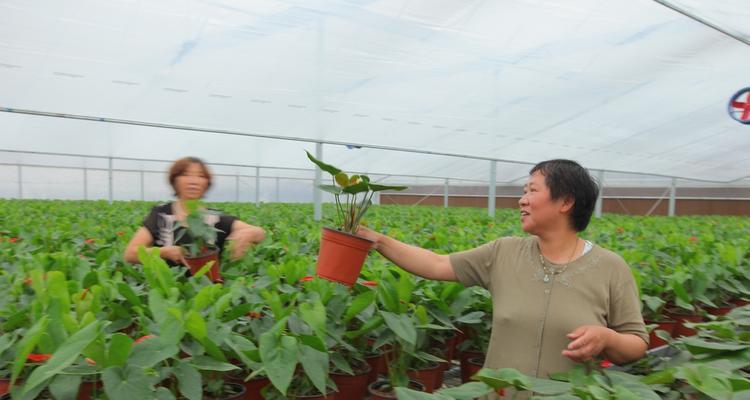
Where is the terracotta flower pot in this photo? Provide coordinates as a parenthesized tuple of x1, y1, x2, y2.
(315, 228, 373, 286)
(459, 350, 484, 383)
(364, 351, 389, 384)
(331, 362, 371, 400)
(705, 305, 734, 316)
(0, 380, 8, 397)
(668, 312, 703, 337)
(77, 379, 103, 400)
(184, 249, 222, 282)
(464, 357, 485, 382)
(367, 379, 425, 400)
(407, 362, 442, 393)
(645, 319, 675, 349)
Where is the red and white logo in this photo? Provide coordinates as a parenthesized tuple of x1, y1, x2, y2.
(728, 87, 750, 124)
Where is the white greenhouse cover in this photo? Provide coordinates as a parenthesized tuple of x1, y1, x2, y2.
(1, 0, 749, 185)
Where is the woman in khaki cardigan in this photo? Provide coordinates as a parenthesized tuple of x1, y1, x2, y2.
(358, 159, 647, 385)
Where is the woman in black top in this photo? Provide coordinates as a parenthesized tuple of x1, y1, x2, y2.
(124, 157, 265, 266)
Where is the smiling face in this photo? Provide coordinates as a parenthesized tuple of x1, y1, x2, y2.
(174, 162, 209, 200)
(518, 171, 572, 235)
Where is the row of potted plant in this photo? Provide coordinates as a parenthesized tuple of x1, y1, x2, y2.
(1, 197, 748, 398)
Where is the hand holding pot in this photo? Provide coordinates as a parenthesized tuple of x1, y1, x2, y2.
(160, 245, 187, 265)
(356, 226, 383, 249)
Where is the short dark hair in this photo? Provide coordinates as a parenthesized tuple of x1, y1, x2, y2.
(168, 157, 212, 196)
(529, 159, 599, 232)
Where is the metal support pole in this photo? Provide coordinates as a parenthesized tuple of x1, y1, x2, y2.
(107, 157, 113, 204)
(443, 178, 449, 208)
(668, 178, 677, 217)
(313, 143, 323, 220)
(275, 177, 280, 202)
(140, 171, 145, 201)
(595, 170, 604, 218)
(83, 168, 88, 200)
(255, 167, 260, 206)
(235, 175, 240, 202)
(488, 160, 497, 217)
(17, 165, 22, 199)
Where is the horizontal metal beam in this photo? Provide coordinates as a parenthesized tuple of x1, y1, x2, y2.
(0, 148, 486, 184)
(0, 107, 738, 184)
(653, 0, 750, 47)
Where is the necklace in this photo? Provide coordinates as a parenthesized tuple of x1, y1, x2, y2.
(539, 238, 579, 283)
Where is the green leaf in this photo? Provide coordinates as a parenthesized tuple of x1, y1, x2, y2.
(318, 184, 343, 195)
(48, 374, 81, 400)
(436, 381, 494, 399)
(184, 310, 208, 340)
(474, 368, 533, 391)
(299, 345, 329, 396)
(259, 324, 298, 395)
(394, 387, 450, 399)
(188, 355, 240, 371)
(343, 291, 375, 323)
(23, 321, 103, 395)
(128, 337, 178, 368)
(368, 183, 408, 192)
(342, 181, 369, 195)
(12, 316, 49, 384)
(381, 311, 417, 346)
(641, 369, 675, 385)
(306, 151, 341, 176)
(299, 299, 326, 339)
(455, 311, 485, 324)
(107, 333, 133, 367)
(102, 365, 156, 400)
(117, 283, 143, 308)
(682, 336, 750, 354)
(173, 361, 202, 400)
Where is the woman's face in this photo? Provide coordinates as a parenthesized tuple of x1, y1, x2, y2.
(175, 163, 209, 200)
(518, 171, 568, 234)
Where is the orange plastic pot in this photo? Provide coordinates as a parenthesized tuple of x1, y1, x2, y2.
(315, 228, 373, 286)
(184, 249, 222, 283)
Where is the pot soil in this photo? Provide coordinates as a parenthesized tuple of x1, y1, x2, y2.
(204, 382, 246, 400)
(367, 379, 425, 400)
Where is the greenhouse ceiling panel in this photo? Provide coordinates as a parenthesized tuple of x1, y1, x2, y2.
(1, 0, 749, 183)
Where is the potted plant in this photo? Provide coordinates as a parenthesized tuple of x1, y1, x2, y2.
(306, 151, 407, 286)
(365, 269, 434, 399)
(176, 200, 224, 283)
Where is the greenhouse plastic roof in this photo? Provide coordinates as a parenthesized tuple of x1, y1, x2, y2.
(1, 0, 749, 184)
